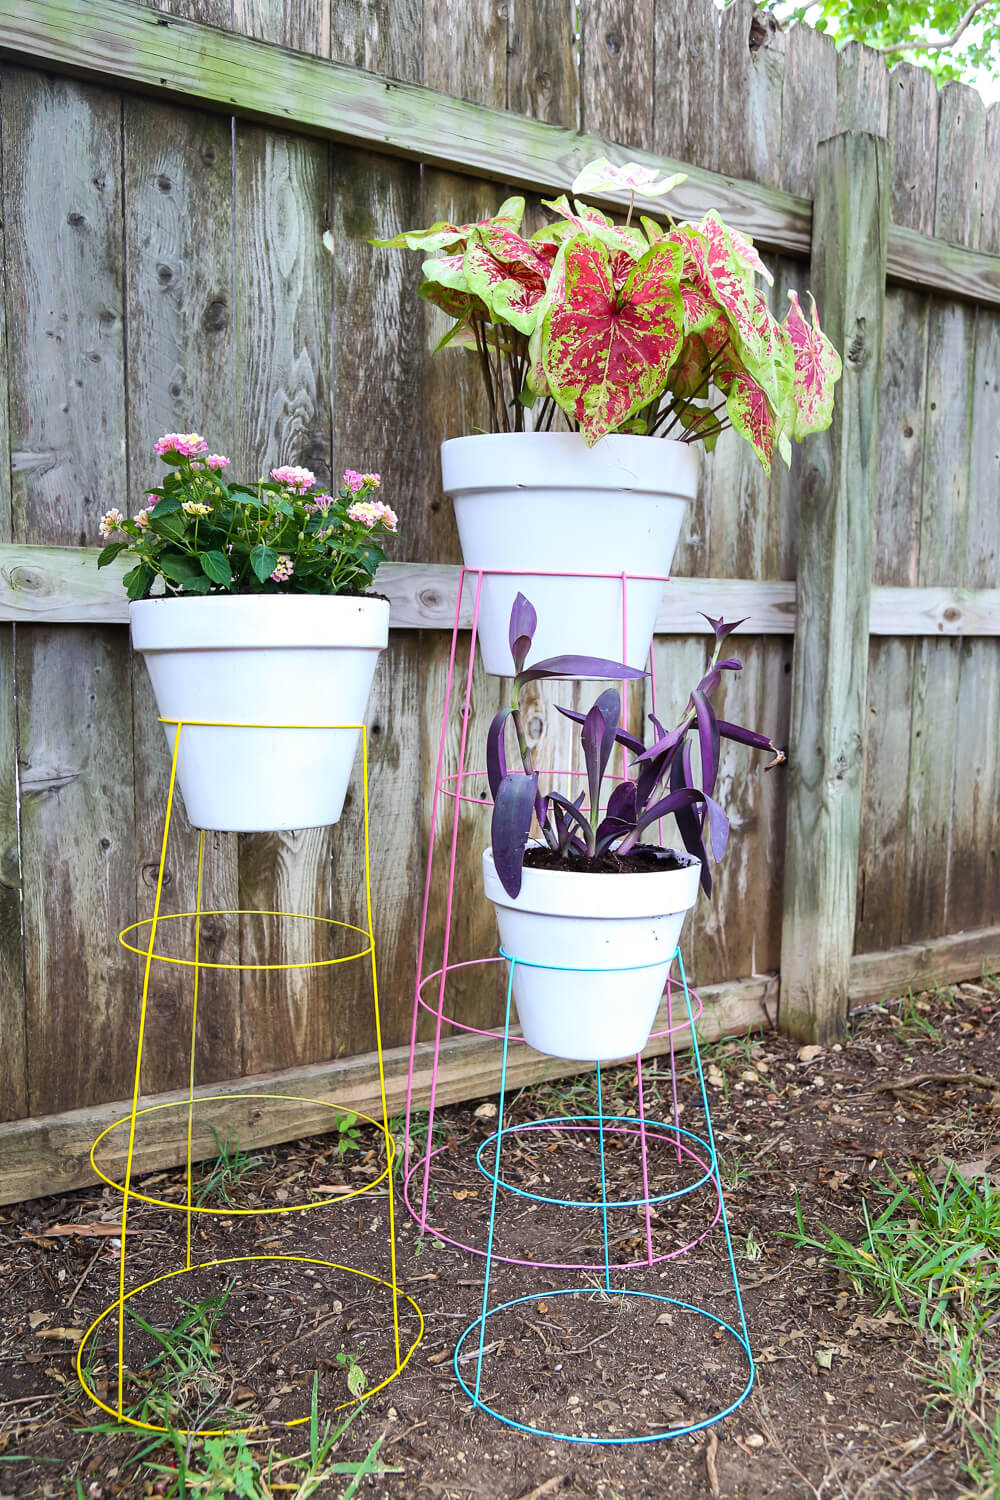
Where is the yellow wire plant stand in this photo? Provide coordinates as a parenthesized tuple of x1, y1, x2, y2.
(77, 718, 424, 1436)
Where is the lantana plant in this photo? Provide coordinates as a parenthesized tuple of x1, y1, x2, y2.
(368, 157, 842, 473)
(488, 594, 785, 898)
(97, 434, 398, 600)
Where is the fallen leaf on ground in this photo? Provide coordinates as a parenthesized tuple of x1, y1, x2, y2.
(39, 1223, 133, 1239)
(37, 1328, 84, 1343)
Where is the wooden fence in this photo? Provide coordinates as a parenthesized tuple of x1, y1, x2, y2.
(0, 0, 998, 1203)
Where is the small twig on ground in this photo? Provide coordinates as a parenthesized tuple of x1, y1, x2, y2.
(66, 1243, 104, 1309)
(705, 1430, 721, 1498)
(513, 1478, 567, 1500)
(870, 1072, 1000, 1094)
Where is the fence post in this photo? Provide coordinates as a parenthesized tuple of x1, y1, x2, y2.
(779, 131, 890, 1043)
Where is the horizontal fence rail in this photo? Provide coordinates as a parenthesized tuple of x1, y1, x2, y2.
(3, 548, 1000, 637)
(2, 0, 1000, 307)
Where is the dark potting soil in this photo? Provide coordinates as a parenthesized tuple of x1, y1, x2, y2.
(1, 979, 998, 1497)
(522, 845, 699, 876)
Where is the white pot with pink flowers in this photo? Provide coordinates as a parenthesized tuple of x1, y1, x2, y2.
(98, 438, 398, 832)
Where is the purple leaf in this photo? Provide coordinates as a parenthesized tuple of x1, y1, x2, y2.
(486, 707, 511, 799)
(548, 791, 595, 851)
(716, 658, 743, 673)
(634, 724, 683, 763)
(581, 689, 620, 843)
(692, 688, 720, 804)
(704, 794, 730, 862)
(700, 614, 747, 642)
(556, 703, 645, 756)
(491, 772, 539, 898)
(518, 654, 647, 687)
(718, 719, 779, 753)
(508, 593, 537, 673)
(671, 747, 711, 894)
(634, 785, 704, 835)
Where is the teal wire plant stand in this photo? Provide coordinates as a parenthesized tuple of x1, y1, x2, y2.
(449, 947, 755, 1445)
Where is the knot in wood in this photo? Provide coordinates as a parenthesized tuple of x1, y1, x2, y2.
(9, 565, 43, 594)
(156, 263, 174, 287)
(604, 31, 621, 55)
(66, 211, 86, 228)
(156, 174, 173, 194)
(419, 588, 442, 611)
(200, 144, 217, 166)
(202, 299, 229, 332)
(847, 317, 867, 366)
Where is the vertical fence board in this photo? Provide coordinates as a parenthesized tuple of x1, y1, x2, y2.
(580, 0, 654, 150)
(651, 0, 719, 174)
(232, 0, 331, 55)
(0, 66, 25, 1120)
(509, 0, 579, 126)
(328, 142, 424, 1055)
(779, 23, 837, 198)
(855, 63, 937, 957)
(836, 42, 888, 134)
(718, 1, 785, 189)
(3, 69, 137, 1114)
(233, 124, 335, 1073)
(329, 0, 423, 81)
(949, 100, 1000, 936)
(780, 131, 889, 1042)
(903, 83, 984, 946)
(122, 97, 243, 1092)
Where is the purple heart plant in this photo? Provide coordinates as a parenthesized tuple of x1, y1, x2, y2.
(368, 157, 842, 473)
(488, 594, 786, 899)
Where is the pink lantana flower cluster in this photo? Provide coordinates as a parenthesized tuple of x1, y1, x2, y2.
(347, 499, 399, 533)
(155, 432, 209, 458)
(270, 555, 294, 582)
(270, 465, 317, 493)
(99, 508, 125, 539)
(342, 469, 381, 492)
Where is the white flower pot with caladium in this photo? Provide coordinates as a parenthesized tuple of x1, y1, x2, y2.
(371, 157, 842, 676)
(98, 439, 398, 832)
(482, 596, 785, 1062)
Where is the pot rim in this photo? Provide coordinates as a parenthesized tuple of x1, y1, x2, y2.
(130, 592, 390, 652)
(482, 845, 702, 921)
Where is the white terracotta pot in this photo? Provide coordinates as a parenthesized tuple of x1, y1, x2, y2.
(442, 433, 698, 676)
(482, 846, 701, 1061)
(131, 595, 389, 832)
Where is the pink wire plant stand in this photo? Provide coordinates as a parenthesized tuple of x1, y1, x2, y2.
(403, 564, 719, 1272)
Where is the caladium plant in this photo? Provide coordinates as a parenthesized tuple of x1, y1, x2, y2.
(488, 594, 785, 899)
(368, 157, 842, 473)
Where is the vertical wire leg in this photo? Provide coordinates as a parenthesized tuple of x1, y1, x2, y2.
(472, 956, 514, 1407)
(667, 967, 684, 1167)
(117, 722, 183, 1416)
(677, 951, 754, 1365)
(419, 570, 483, 1234)
(596, 1061, 611, 1295)
(184, 830, 206, 1271)
(360, 727, 402, 1369)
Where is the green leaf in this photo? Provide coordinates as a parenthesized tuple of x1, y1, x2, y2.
(149, 492, 181, 516)
(200, 549, 233, 586)
(97, 542, 128, 568)
(122, 564, 155, 602)
(159, 553, 203, 585)
(148, 510, 188, 543)
(250, 544, 278, 583)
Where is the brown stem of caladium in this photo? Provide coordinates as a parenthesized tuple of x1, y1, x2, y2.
(474, 319, 501, 432)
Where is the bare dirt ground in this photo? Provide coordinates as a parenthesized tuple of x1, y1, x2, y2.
(1, 974, 998, 1498)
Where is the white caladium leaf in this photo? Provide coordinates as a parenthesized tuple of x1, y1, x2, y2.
(541, 235, 684, 444)
(572, 157, 688, 199)
(371, 196, 525, 252)
(784, 290, 843, 439)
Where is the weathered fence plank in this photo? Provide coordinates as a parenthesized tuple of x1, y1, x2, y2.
(233, 121, 336, 1073)
(3, 68, 139, 1114)
(652, 0, 719, 174)
(121, 95, 243, 1095)
(780, 131, 890, 1042)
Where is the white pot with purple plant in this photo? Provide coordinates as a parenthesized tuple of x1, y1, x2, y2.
(97, 435, 399, 832)
(371, 157, 842, 675)
(482, 595, 784, 1061)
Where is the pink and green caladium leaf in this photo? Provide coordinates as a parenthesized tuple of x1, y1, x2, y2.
(571, 157, 687, 199)
(783, 290, 843, 439)
(670, 215, 767, 370)
(715, 365, 780, 474)
(370, 195, 524, 252)
(541, 235, 684, 444)
(463, 225, 552, 334)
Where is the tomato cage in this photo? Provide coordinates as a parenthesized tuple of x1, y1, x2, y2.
(403, 566, 755, 1443)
